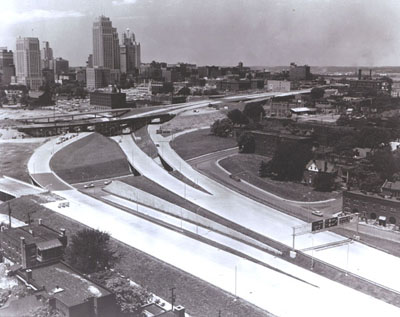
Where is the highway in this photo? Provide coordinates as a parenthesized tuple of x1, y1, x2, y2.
(146, 124, 400, 296)
(23, 93, 400, 316)
(187, 147, 342, 214)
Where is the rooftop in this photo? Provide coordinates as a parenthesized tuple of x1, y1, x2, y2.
(3, 223, 62, 245)
(382, 180, 400, 192)
(23, 262, 111, 307)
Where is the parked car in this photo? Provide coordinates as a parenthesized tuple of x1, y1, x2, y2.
(311, 210, 323, 217)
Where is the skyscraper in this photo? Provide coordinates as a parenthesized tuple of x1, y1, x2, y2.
(15, 37, 43, 90)
(120, 29, 141, 75)
(0, 47, 15, 85)
(92, 16, 120, 70)
(41, 41, 53, 69)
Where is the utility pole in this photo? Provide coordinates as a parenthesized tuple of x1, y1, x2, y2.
(234, 265, 237, 297)
(8, 201, 11, 228)
(169, 287, 176, 311)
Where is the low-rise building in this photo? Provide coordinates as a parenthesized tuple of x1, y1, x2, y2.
(250, 130, 312, 157)
(0, 220, 67, 268)
(89, 90, 127, 109)
(303, 159, 338, 185)
(343, 190, 400, 225)
(15, 262, 117, 317)
(382, 180, 400, 198)
(267, 80, 291, 92)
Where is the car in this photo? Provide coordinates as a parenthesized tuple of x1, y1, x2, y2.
(332, 211, 345, 218)
(312, 210, 323, 217)
(89, 183, 95, 188)
(104, 180, 111, 185)
(84, 184, 89, 189)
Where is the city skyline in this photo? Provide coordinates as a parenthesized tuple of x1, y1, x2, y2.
(2, 0, 400, 67)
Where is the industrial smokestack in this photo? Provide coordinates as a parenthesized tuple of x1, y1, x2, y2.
(358, 69, 362, 80)
(369, 69, 372, 79)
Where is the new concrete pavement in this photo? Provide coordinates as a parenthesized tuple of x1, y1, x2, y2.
(23, 101, 400, 316)
(146, 124, 400, 296)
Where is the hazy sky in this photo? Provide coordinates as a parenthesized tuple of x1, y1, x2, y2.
(1, 0, 400, 67)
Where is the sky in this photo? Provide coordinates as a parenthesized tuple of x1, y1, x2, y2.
(1, 0, 400, 67)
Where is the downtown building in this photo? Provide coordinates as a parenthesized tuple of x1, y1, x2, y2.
(41, 41, 53, 69)
(0, 47, 15, 86)
(120, 29, 141, 76)
(15, 37, 43, 90)
(87, 16, 120, 90)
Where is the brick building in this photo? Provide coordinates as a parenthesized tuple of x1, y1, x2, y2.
(382, 180, 400, 198)
(89, 91, 126, 109)
(0, 220, 67, 268)
(289, 63, 311, 81)
(250, 130, 312, 157)
(15, 262, 117, 317)
(342, 190, 400, 225)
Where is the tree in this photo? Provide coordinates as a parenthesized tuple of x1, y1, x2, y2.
(334, 135, 357, 153)
(238, 132, 255, 153)
(105, 277, 152, 314)
(73, 86, 87, 99)
(313, 173, 335, 192)
(227, 109, 248, 125)
(210, 118, 233, 137)
(360, 173, 383, 193)
(356, 127, 392, 148)
(177, 87, 191, 96)
(65, 229, 119, 274)
(26, 302, 63, 317)
(310, 87, 325, 100)
(370, 148, 398, 180)
(269, 142, 312, 181)
(259, 160, 271, 177)
(243, 103, 265, 123)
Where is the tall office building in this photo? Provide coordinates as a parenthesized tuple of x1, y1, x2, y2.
(42, 41, 53, 69)
(0, 47, 15, 85)
(15, 37, 43, 90)
(92, 16, 120, 70)
(51, 57, 69, 76)
(120, 29, 141, 74)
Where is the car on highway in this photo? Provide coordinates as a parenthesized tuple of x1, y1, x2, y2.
(104, 180, 111, 185)
(332, 211, 345, 217)
(311, 210, 323, 217)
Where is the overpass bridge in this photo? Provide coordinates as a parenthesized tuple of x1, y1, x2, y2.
(0, 176, 45, 201)
(15, 89, 311, 137)
(16, 111, 175, 137)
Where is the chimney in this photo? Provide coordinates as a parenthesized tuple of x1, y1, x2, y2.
(60, 228, 66, 237)
(369, 69, 372, 79)
(38, 218, 42, 226)
(173, 305, 185, 317)
(26, 269, 32, 282)
(324, 161, 328, 172)
(358, 69, 362, 80)
(20, 237, 27, 268)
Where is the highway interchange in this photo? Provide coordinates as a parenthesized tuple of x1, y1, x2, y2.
(26, 92, 400, 316)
